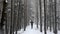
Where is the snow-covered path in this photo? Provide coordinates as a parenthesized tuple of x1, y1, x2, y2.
(14, 23, 60, 34)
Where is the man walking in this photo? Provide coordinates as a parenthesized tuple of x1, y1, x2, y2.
(30, 20, 33, 29)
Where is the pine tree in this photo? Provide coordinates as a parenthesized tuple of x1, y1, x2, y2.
(15, 0, 19, 34)
(36, 0, 38, 29)
(10, 0, 15, 34)
(39, 0, 42, 32)
(54, 0, 57, 34)
(11, 0, 14, 34)
(49, 0, 52, 32)
(24, 0, 27, 31)
(44, 0, 47, 34)
(0, 0, 7, 34)
(4, 0, 8, 34)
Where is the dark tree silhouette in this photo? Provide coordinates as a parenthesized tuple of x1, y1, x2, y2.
(24, 0, 27, 31)
(44, 0, 47, 34)
(54, 0, 57, 34)
(39, 0, 42, 32)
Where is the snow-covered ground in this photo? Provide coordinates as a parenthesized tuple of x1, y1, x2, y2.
(14, 23, 60, 34)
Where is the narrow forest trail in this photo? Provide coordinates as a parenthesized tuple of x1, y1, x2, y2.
(14, 23, 60, 34)
(21, 23, 42, 34)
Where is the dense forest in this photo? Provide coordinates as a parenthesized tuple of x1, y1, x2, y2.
(0, 0, 60, 34)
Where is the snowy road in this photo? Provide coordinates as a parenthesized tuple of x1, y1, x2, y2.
(14, 23, 60, 34)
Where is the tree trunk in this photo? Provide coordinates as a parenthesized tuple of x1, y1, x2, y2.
(44, 0, 47, 34)
(24, 0, 27, 31)
(49, 0, 52, 32)
(39, 0, 42, 32)
(36, 0, 38, 29)
(10, 0, 14, 34)
(54, 0, 57, 34)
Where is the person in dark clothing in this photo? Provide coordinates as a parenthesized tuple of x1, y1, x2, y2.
(30, 20, 34, 29)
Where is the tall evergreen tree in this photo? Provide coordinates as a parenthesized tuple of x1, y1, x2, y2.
(15, 0, 19, 34)
(54, 0, 57, 34)
(11, 0, 14, 34)
(44, 0, 47, 34)
(24, 0, 27, 31)
(36, 0, 38, 29)
(0, 0, 7, 34)
(10, 0, 14, 34)
(39, 0, 42, 32)
(49, 0, 52, 32)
